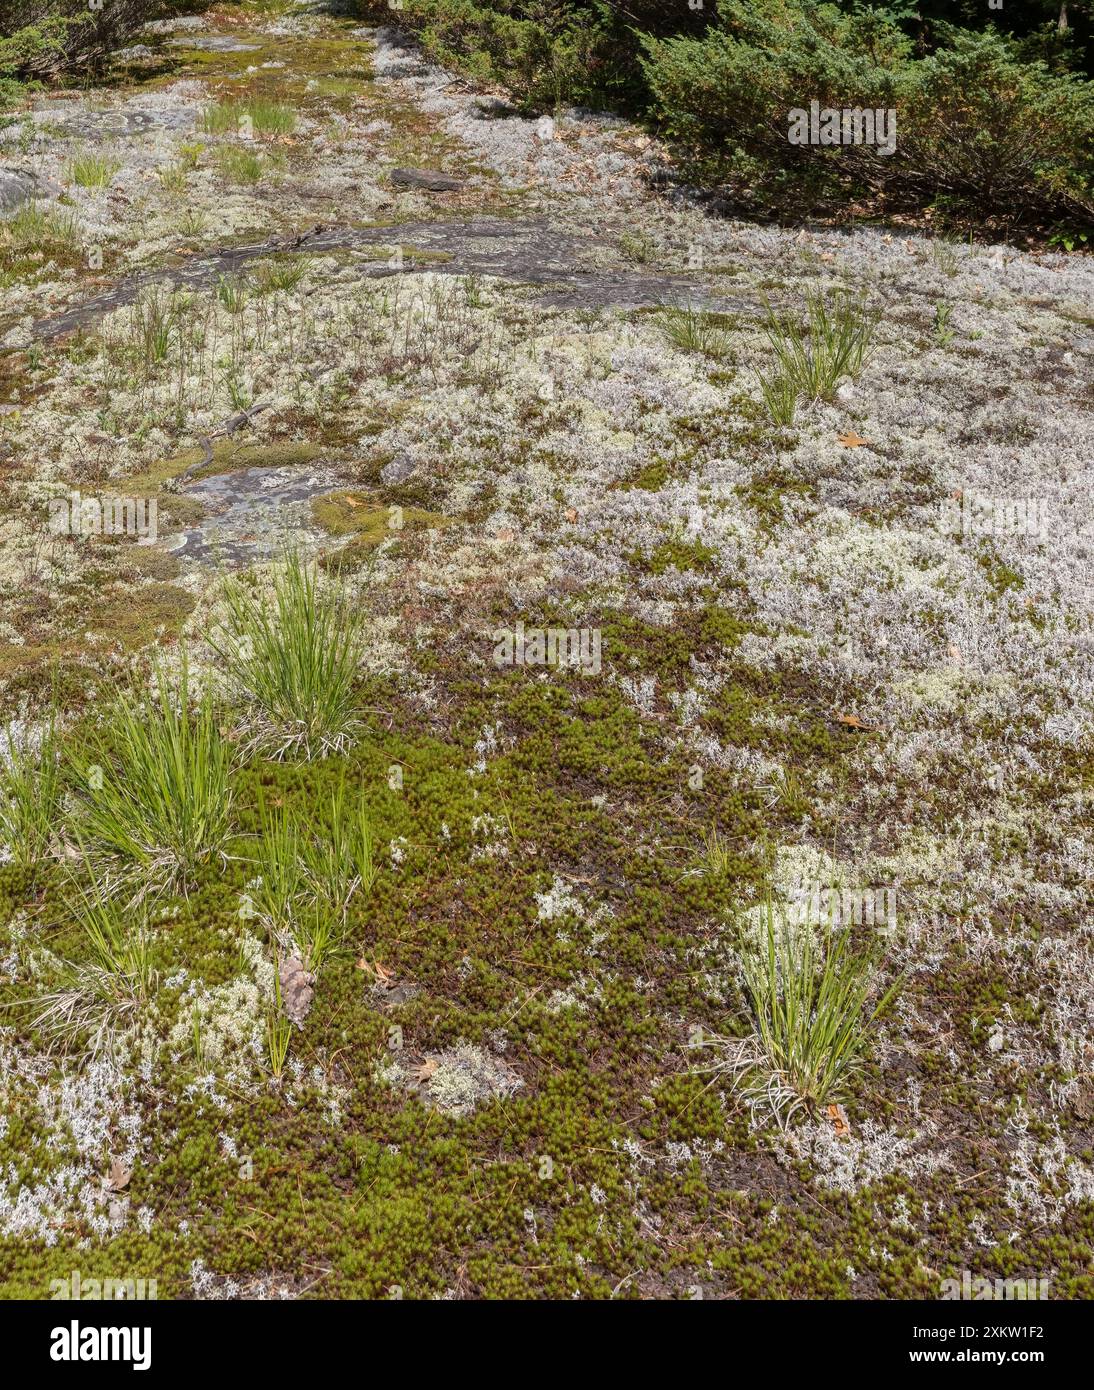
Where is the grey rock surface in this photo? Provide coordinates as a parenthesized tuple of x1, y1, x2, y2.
(33, 217, 737, 341)
(390, 167, 463, 192)
(0, 169, 43, 218)
(380, 453, 419, 486)
(170, 464, 342, 568)
(167, 36, 261, 53)
(31, 107, 197, 140)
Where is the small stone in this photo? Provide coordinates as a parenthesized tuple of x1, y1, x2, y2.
(380, 452, 418, 485)
(0, 170, 40, 218)
(113, 45, 156, 63)
(389, 167, 463, 193)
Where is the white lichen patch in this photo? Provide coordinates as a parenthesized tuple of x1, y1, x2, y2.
(379, 1042, 524, 1117)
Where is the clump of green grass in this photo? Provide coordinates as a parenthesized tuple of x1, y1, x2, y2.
(127, 286, 186, 367)
(929, 234, 961, 277)
(211, 553, 364, 760)
(202, 98, 296, 137)
(697, 824, 734, 877)
(619, 230, 657, 265)
(175, 208, 208, 239)
(704, 897, 899, 1127)
(252, 256, 306, 295)
(266, 963, 293, 1081)
(286, 902, 338, 977)
(28, 868, 154, 1056)
(658, 302, 731, 358)
(249, 782, 376, 970)
(758, 371, 798, 428)
(244, 97, 296, 135)
(1, 201, 81, 257)
(64, 147, 120, 189)
(177, 142, 205, 170)
(201, 102, 242, 136)
(0, 714, 60, 868)
(216, 272, 249, 314)
(300, 781, 377, 916)
(249, 798, 306, 931)
(760, 289, 879, 419)
(157, 163, 189, 195)
(216, 147, 266, 185)
(70, 656, 234, 900)
(933, 300, 955, 347)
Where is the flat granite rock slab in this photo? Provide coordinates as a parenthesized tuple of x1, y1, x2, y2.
(167, 36, 262, 53)
(27, 107, 198, 140)
(0, 169, 41, 217)
(390, 167, 464, 192)
(28, 217, 745, 344)
(169, 463, 343, 569)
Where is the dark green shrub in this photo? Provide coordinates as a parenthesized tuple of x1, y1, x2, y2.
(639, 1, 906, 207)
(897, 28, 1094, 221)
(365, 0, 711, 111)
(0, 0, 157, 81)
(639, 0, 1094, 224)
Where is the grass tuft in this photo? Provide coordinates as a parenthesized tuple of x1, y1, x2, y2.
(658, 302, 732, 358)
(252, 256, 306, 295)
(71, 656, 234, 900)
(250, 782, 377, 971)
(211, 553, 364, 761)
(0, 713, 60, 868)
(64, 148, 120, 189)
(758, 370, 798, 427)
(215, 147, 267, 185)
(202, 98, 297, 137)
(28, 867, 154, 1056)
(760, 289, 879, 418)
(704, 896, 899, 1127)
(216, 272, 249, 315)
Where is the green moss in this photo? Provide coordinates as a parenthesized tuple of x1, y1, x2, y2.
(131, 440, 325, 494)
(643, 536, 719, 575)
(312, 492, 456, 569)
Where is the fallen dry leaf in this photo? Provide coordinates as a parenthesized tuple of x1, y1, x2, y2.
(416, 1059, 439, 1083)
(837, 430, 870, 448)
(827, 1103, 850, 1137)
(356, 958, 396, 988)
(106, 1158, 131, 1192)
(279, 955, 315, 1029)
